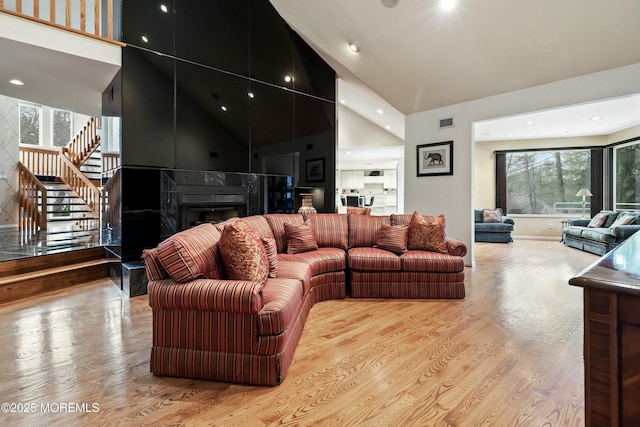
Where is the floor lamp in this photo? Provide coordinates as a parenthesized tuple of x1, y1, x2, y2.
(576, 188, 593, 218)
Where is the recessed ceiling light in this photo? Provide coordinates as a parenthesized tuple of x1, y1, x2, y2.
(377, 109, 384, 115)
(221, 105, 227, 112)
(141, 35, 149, 43)
(385, 125, 391, 130)
(9, 79, 24, 86)
(440, 0, 457, 11)
(348, 41, 360, 52)
(526, 120, 534, 125)
(247, 92, 255, 99)
(591, 116, 602, 121)
(284, 75, 294, 83)
(381, 0, 399, 8)
(508, 134, 516, 138)
(160, 4, 168, 13)
(346, 151, 351, 155)
(340, 99, 346, 104)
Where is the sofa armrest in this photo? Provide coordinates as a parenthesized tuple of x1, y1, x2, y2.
(612, 224, 640, 241)
(501, 216, 515, 225)
(148, 278, 264, 314)
(569, 219, 590, 227)
(446, 238, 467, 257)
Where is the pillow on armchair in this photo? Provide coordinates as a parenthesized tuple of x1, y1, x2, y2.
(482, 208, 503, 223)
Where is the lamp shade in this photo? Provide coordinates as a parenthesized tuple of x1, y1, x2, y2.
(576, 188, 593, 197)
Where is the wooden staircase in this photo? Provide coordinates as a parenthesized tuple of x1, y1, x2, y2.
(18, 117, 103, 238)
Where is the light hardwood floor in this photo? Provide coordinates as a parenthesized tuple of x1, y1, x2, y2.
(0, 240, 597, 426)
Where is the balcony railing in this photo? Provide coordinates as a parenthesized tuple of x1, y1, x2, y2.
(0, 0, 121, 44)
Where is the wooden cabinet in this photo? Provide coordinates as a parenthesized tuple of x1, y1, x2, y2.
(569, 234, 640, 427)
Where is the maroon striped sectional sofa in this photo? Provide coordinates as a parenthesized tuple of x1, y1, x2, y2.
(143, 213, 467, 386)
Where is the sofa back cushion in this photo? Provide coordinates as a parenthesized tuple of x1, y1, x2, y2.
(306, 213, 348, 250)
(390, 213, 440, 226)
(156, 223, 223, 283)
(603, 211, 620, 228)
(348, 215, 390, 248)
(374, 223, 409, 254)
(587, 211, 609, 228)
(611, 212, 640, 227)
(264, 214, 305, 253)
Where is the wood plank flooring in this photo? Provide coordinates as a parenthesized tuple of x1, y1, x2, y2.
(0, 240, 597, 426)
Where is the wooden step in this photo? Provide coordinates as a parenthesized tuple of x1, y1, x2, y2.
(0, 248, 117, 305)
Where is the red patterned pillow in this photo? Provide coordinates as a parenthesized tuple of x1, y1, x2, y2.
(375, 223, 409, 255)
(284, 220, 319, 254)
(407, 211, 447, 254)
(218, 220, 269, 284)
(261, 236, 278, 278)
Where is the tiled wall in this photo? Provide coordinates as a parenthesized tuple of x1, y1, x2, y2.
(0, 95, 19, 227)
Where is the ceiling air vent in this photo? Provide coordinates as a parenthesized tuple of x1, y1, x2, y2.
(439, 117, 454, 129)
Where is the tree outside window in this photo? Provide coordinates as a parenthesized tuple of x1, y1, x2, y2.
(614, 142, 640, 210)
(19, 103, 41, 146)
(505, 150, 591, 215)
(52, 109, 72, 147)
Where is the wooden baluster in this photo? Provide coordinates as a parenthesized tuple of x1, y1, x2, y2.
(16, 0, 21, 13)
(80, 0, 86, 32)
(65, 0, 70, 28)
(34, 0, 39, 18)
(108, 0, 113, 39)
(50, 0, 55, 23)
(94, 0, 100, 36)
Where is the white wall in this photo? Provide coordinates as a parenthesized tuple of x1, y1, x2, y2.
(405, 62, 640, 266)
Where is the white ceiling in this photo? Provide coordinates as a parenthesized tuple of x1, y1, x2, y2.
(272, 0, 640, 164)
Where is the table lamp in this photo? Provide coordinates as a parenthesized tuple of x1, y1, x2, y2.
(576, 188, 593, 218)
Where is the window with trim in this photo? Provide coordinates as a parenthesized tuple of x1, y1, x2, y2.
(497, 149, 593, 215)
(19, 102, 42, 146)
(613, 140, 640, 211)
(51, 109, 72, 147)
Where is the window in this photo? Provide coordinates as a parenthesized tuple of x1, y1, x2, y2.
(613, 140, 640, 210)
(500, 149, 591, 215)
(52, 109, 72, 147)
(19, 102, 42, 146)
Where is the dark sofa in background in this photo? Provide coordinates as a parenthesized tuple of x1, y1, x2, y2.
(474, 209, 515, 243)
(563, 210, 640, 255)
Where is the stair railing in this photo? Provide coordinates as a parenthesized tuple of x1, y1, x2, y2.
(19, 146, 100, 217)
(0, 0, 121, 44)
(102, 168, 121, 242)
(58, 154, 101, 217)
(17, 162, 48, 233)
(62, 117, 102, 168)
(102, 152, 120, 179)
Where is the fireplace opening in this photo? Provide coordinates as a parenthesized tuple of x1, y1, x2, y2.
(180, 205, 246, 230)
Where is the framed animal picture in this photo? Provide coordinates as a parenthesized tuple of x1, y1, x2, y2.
(416, 141, 453, 176)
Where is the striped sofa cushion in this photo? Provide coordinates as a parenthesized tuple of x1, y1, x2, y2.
(306, 214, 348, 250)
(390, 212, 440, 226)
(278, 247, 347, 276)
(218, 220, 269, 284)
(374, 223, 409, 254)
(156, 223, 223, 282)
(400, 250, 465, 272)
(348, 247, 401, 271)
(258, 278, 304, 335)
(276, 261, 312, 296)
(348, 215, 390, 248)
(264, 214, 305, 253)
(142, 247, 169, 281)
(284, 220, 319, 254)
(261, 237, 278, 278)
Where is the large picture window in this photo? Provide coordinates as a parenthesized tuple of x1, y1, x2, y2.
(500, 149, 592, 215)
(614, 140, 640, 211)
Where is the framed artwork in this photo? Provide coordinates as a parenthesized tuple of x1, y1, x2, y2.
(306, 158, 325, 182)
(416, 141, 453, 176)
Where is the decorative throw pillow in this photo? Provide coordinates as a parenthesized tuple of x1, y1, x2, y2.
(261, 236, 278, 278)
(587, 212, 609, 228)
(374, 223, 409, 255)
(347, 206, 371, 215)
(407, 211, 447, 254)
(218, 220, 269, 284)
(610, 213, 637, 228)
(284, 220, 319, 254)
(482, 208, 503, 223)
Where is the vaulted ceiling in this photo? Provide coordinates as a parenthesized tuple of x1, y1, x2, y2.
(272, 0, 640, 115)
